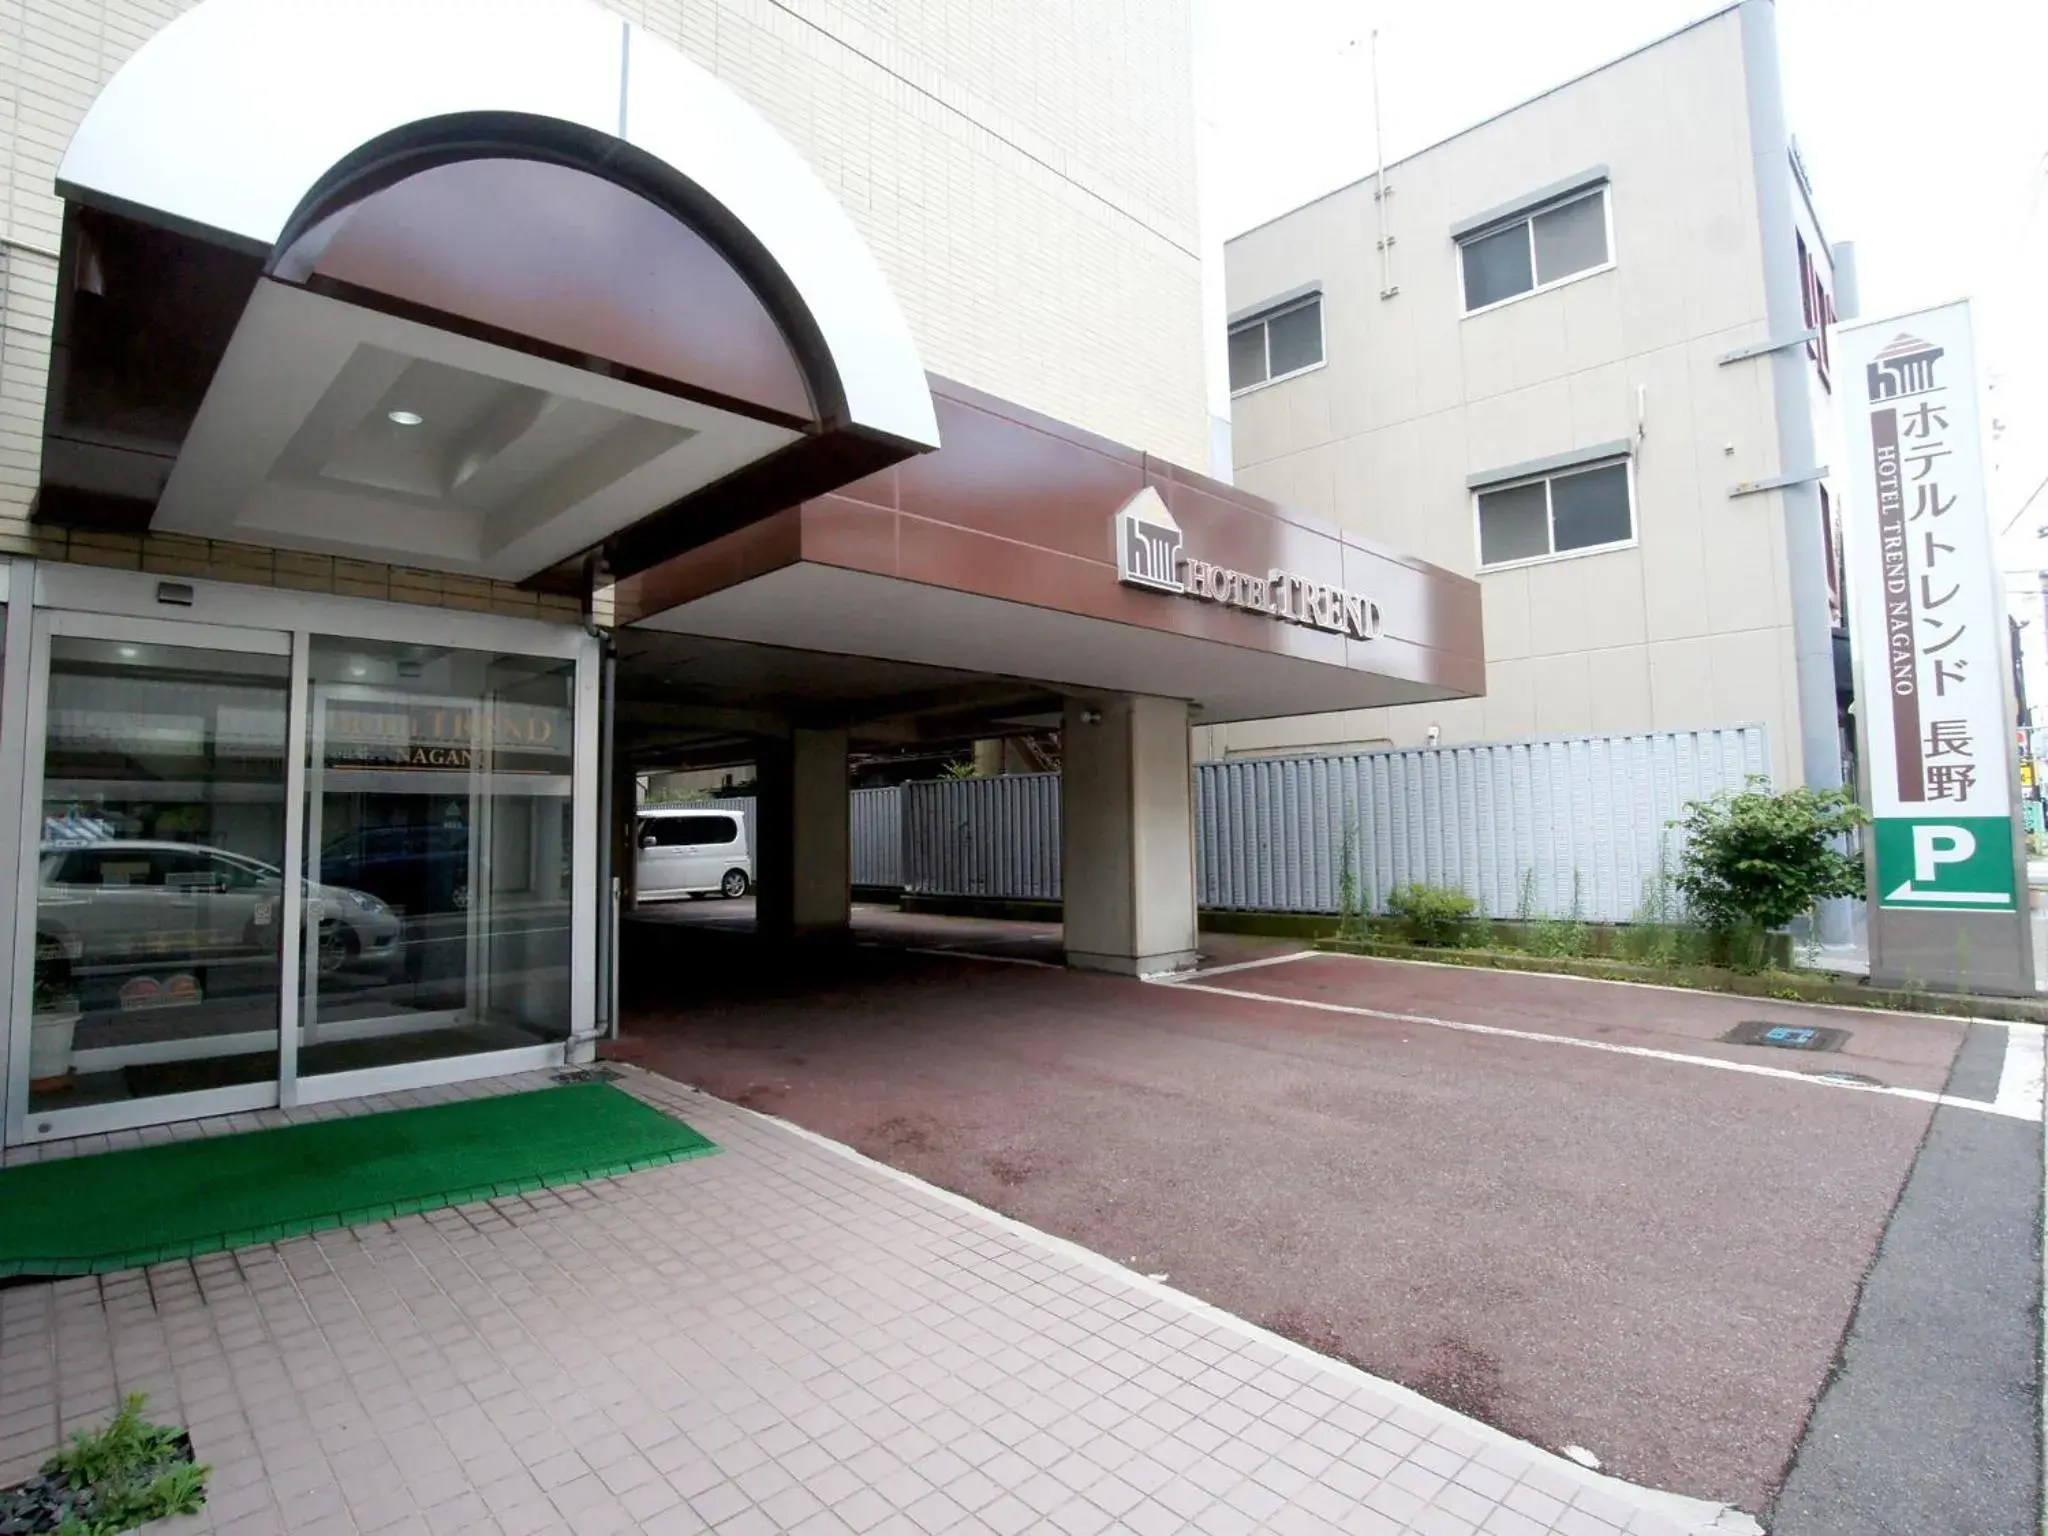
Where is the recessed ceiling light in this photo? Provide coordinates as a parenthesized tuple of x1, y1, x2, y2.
(386, 409, 424, 427)
(348, 663, 368, 678)
(117, 645, 139, 659)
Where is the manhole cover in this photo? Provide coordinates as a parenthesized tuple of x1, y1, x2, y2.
(553, 1066, 622, 1084)
(1722, 1020, 1849, 1053)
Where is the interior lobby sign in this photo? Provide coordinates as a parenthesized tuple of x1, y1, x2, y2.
(1114, 488, 1383, 640)
(1836, 300, 2018, 910)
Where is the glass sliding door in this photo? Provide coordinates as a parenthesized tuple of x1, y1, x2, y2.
(300, 637, 574, 1083)
(22, 617, 292, 1131)
(5, 582, 593, 1145)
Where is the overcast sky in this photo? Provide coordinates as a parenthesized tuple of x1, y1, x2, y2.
(1197, 0, 2048, 561)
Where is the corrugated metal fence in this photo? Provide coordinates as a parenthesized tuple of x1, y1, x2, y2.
(851, 786, 903, 888)
(1195, 726, 1769, 922)
(902, 774, 1061, 899)
(716, 795, 755, 853)
(705, 725, 1771, 921)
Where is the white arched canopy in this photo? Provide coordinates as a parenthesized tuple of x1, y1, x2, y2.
(59, 0, 937, 451)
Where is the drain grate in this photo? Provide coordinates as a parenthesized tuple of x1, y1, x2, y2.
(553, 1066, 622, 1085)
(1722, 1019, 1848, 1053)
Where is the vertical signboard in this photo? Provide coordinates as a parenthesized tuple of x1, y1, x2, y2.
(1837, 301, 2019, 910)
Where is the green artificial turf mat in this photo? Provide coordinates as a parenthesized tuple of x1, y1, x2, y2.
(0, 1083, 717, 1277)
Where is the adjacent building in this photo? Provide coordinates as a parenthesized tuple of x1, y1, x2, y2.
(1207, 0, 1853, 798)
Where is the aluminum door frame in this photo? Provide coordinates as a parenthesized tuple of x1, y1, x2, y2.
(2, 565, 602, 1144)
(5, 605, 299, 1145)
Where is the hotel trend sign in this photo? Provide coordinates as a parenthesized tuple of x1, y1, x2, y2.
(322, 697, 572, 774)
(1113, 488, 1383, 640)
(1836, 301, 2017, 910)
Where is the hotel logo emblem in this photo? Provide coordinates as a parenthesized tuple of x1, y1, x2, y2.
(1110, 488, 1384, 641)
(1866, 333, 1944, 402)
(1114, 487, 1185, 593)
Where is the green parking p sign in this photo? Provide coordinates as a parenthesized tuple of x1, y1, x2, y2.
(1874, 817, 2017, 910)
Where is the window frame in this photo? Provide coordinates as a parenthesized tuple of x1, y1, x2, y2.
(1226, 294, 1326, 397)
(1471, 455, 1638, 573)
(209, 852, 273, 891)
(1458, 186, 1615, 318)
(1796, 232, 1834, 391)
(1820, 480, 1844, 630)
(675, 814, 738, 847)
(641, 812, 739, 848)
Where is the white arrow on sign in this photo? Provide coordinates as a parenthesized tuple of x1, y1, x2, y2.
(1884, 880, 2012, 905)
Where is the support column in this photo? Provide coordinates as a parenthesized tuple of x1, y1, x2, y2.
(1061, 695, 1199, 975)
(755, 727, 851, 942)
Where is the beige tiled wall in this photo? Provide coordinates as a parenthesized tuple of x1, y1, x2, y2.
(0, 0, 1206, 601)
(614, 0, 1204, 464)
(21, 526, 587, 621)
(1205, 9, 1812, 787)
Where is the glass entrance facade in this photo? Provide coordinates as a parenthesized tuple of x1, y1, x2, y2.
(1, 571, 598, 1146)
(301, 637, 575, 1078)
(32, 634, 291, 1117)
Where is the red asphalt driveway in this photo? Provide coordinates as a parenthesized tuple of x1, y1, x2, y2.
(615, 915, 1967, 1514)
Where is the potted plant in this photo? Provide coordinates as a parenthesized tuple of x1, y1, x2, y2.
(29, 972, 80, 1090)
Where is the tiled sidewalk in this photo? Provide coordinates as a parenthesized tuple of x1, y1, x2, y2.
(0, 1068, 1748, 1535)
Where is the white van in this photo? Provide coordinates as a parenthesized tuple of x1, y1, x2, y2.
(636, 807, 751, 901)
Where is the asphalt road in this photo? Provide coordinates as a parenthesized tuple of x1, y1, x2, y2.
(1769, 1021, 2043, 1535)
(615, 924, 2016, 1516)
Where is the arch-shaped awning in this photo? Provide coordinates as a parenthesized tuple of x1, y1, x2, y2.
(42, 0, 938, 584)
(58, 0, 937, 450)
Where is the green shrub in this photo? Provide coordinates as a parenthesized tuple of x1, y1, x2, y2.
(2, 1393, 210, 1536)
(1385, 883, 1477, 946)
(1672, 779, 1866, 950)
(1618, 857, 1708, 967)
(1715, 925, 1773, 974)
(1530, 872, 1590, 957)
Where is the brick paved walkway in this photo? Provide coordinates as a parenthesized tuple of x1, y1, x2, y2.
(0, 1068, 1751, 1535)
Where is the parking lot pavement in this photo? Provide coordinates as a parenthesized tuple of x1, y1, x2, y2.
(619, 936, 1962, 1515)
(1179, 952, 1976, 1097)
(628, 900, 1303, 972)
(0, 1067, 1736, 1536)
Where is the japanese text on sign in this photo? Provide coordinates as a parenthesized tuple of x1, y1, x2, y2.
(1838, 301, 2018, 910)
(1847, 321, 2003, 812)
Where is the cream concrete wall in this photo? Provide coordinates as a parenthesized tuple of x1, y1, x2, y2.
(612, 0, 1205, 464)
(1203, 7, 1815, 788)
(0, 0, 1206, 591)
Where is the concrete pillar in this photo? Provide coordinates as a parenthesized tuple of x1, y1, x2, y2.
(973, 738, 1006, 777)
(1061, 695, 1199, 975)
(755, 727, 851, 941)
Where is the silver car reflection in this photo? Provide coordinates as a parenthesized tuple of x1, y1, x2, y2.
(37, 841, 403, 979)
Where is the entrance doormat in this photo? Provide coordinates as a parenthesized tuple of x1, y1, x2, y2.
(0, 1084, 717, 1278)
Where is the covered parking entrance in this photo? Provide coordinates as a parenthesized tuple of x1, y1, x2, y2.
(2, 0, 1479, 1144)
(605, 370, 1485, 982)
